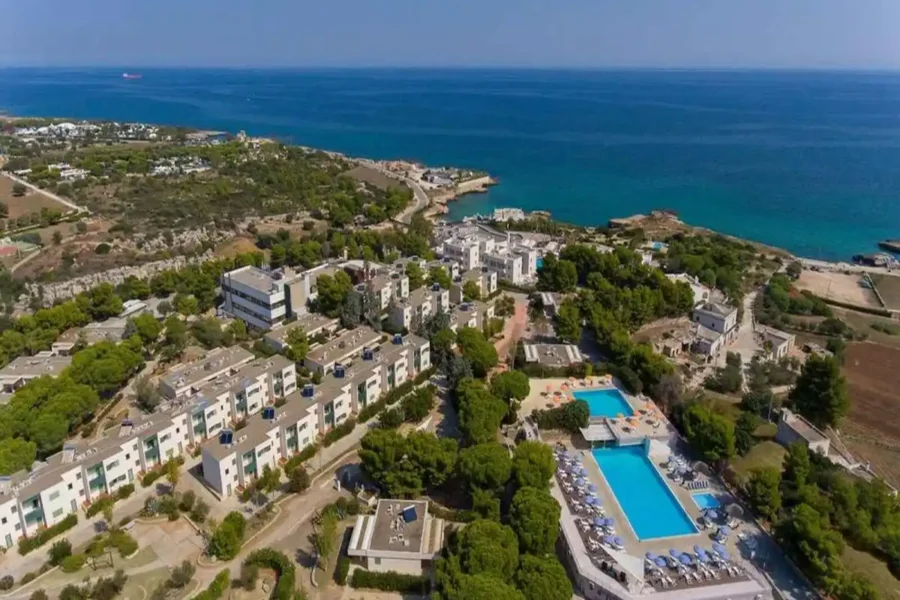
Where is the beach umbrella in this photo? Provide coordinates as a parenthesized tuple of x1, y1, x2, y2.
(718, 549, 731, 561)
(579, 467, 589, 476)
(718, 526, 732, 536)
(613, 536, 624, 546)
(695, 553, 708, 564)
(603, 535, 614, 544)
(655, 557, 668, 568)
(669, 549, 681, 558)
(604, 517, 615, 527)
(592, 495, 603, 506)
(706, 509, 719, 521)
(712, 542, 727, 556)
(588, 483, 598, 492)
(575, 477, 585, 486)
(594, 517, 605, 527)
(680, 554, 692, 566)
(562, 450, 570, 458)
(585, 496, 595, 506)
(693, 544, 706, 555)
(646, 552, 658, 560)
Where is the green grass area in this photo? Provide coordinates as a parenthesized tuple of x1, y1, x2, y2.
(730, 441, 786, 483)
(842, 546, 900, 600)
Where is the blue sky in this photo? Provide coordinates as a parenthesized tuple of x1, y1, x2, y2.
(1, 0, 899, 68)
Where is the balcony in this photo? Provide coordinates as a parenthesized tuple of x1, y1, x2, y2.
(23, 508, 44, 525)
(88, 476, 107, 492)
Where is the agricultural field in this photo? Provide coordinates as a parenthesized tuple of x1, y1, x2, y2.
(0, 174, 73, 221)
(871, 273, 900, 312)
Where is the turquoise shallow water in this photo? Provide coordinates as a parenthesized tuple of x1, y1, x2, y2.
(593, 445, 698, 540)
(574, 388, 634, 418)
(1, 68, 899, 260)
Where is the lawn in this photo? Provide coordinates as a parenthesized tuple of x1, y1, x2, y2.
(730, 441, 786, 483)
(842, 546, 900, 600)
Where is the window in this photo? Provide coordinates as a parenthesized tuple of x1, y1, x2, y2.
(176, 428, 180, 434)
(10, 507, 15, 514)
(76, 473, 82, 480)
(125, 454, 130, 460)
(135, 460, 141, 467)
(52, 508, 63, 518)
(49, 491, 60, 501)
(132, 443, 138, 451)
(14, 523, 20, 531)
(225, 469, 230, 475)
(107, 460, 119, 470)
(374, 558, 381, 566)
(67, 483, 73, 490)
(1, 517, 5, 524)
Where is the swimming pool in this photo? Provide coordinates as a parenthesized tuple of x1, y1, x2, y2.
(536, 257, 544, 270)
(573, 388, 634, 418)
(692, 493, 722, 510)
(592, 445, 698, 540)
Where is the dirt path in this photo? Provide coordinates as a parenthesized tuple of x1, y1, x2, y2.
(494, 297, 528, 364)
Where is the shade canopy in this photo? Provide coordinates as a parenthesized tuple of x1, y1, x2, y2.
(669, 549, 681, 557)
(718, 526, 732, 535)
(588, 483, 598, 492)
(680, 554, 692, 565)
(595, 517, 606, 527)
(579, 467, 589, 476)
(646, 552, 658, 560)
(613, 536, 624, 546)
(712, 542, 727, 555)
(654, 557, 668, 568)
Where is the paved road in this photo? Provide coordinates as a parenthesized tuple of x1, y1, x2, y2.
(395, 177, 429, 224)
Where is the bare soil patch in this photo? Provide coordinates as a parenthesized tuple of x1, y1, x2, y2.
(795, 270, 881, 309)
(0, 174, 72, 219)
(844, 342, 900, 439)
(215, 235, 261, 258)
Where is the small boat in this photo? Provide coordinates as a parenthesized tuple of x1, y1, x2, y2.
(122, 73, 142, 80)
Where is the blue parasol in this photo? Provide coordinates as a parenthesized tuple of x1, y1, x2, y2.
(718, 549, 731, 561)
(576, 477, 586, 486)
(706, 509, 719, 521)
(712, 542, 727, 555)
(588, 483, 598, 492)
(562, 450, 571, 458)
(693, 544, 706, 555)
(655, 557, 668, 568)
(613, 536, 624, 546)
(603, 535, 614, 544)
(669, 549, 681, 557)
(579, 467, 589, 477)
(695, 553, 708, 563)
(594, 517, 605, 527)
(718, 526, 732, 536)
(585, 496, 595, 506)
(680, 554, 692, 565)
(605, 517, 615, 526)
(646, 552, 658, 560)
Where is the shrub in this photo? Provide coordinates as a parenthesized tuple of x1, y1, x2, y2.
(86, 497, 114, 518)
(48, 538, 73, 565)
(241, 563, 259, 590)
(179, 490, 196, 512)
(118, 516, 133, 528)
(115, 483, 135, 500)
(168, 560, 195, 588)
(190, 499, 211, 523)
(287, 466, 311, 494)
(29, 590, 49, 600)
(349, 570, 430, 594)
(61, 553, 87, 573)
(109, 531, 138, 557)
(95, 242, 112, 255)
(18, 514, 78, 555)
(243, 548, 296, 600)
(322, 418, 357, 447)
(194, 569, 230, 600)
(209, 511, 246, 560)
(0, 575, 13, 590)
(335, 556, 350, 585)
(141, 470, 162, 487)
(21, 573, 37, 585)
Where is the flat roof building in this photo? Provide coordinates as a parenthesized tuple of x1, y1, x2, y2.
(348, 499, 446, 575)
(159, 346, 255, 399)
(0, 351, 72, 403)
(304, 326, 383, 376)
(263, 313, 340, 353)
(523, 343, 583, 367)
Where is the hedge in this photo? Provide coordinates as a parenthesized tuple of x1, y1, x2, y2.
(335, 555, 350, 585)
(61, 553, 86, 573)
(243, 549, 296, 600)
(18, 514, 77, 555)
(115, 483, 135, 500)
(141, 470, 162, 487)
(194, 569, 230, 600)
(322, 417, 356, 448)
(349, 569, 430, 594)
(357, 367, 436, 423)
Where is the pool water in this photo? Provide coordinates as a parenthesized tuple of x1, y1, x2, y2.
(536, 257, 544, 270)
(592, 445, 698, 540)
(692, 493, 722, 510)
(574, 388, 634, 418)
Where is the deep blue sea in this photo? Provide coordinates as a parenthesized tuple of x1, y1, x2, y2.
(2, 68, 900, 260)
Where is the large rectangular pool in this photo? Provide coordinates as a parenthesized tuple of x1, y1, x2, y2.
(574, 388, 634, 418)
(592, 445, 698, 540)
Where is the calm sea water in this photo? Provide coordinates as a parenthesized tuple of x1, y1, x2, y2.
(1, 68, 900, 260)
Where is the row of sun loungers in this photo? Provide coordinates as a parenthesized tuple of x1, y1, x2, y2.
(685, 479, 710, 490)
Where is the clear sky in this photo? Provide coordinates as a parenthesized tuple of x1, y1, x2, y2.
(2, 0, 899, 69)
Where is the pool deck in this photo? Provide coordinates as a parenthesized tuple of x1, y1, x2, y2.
(553, 438, 773, 597)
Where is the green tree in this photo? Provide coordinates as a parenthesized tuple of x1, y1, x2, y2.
(681, 401, 735, 467)
(52, 230, 63, 245)
(514, 555, 573, 600)
(560, 400, 589, 433)
(0, 438, 37, 475)
(165, 458, 180, 492)
(430, 267, 452, 289)
(555, 300, 581, 344)
(456, 327, 498, 378)
(285, 326, 310, 361)
(458, 443, 512, 491)
(782, 442, 811, 501)
(512, 441, 555, 490)
(509, 487, 561, 555)
(746, 467, 782, 522)
(87, 283, 124, 320)
(457, 380, 507, 445)
(12, 183, 26, 197)
(454, 574, 525, 600)
(316, 271, 353, 317)
(775, 503, 845, 594)
(454, 519, 520, 581)
(174, 293, 199, 316)
(735, 411, 757, 456)
(287, 466, 310, 494)
(48, 538, 73, 566)
(490, 371, 530, 403)
(789, 354, 849, 428)
(130, 313, 162, 345)
(209, 511, 246, 560)
(463, 280, 482, 302)
(405, 262, 425, 290)
(313, 508, 339, 568)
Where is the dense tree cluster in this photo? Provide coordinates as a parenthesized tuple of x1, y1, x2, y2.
(455, 378, 507, 446)
(538, 244, 692, 394)
(757, 273, 832, 327)
(663, 233, 764, 302)
(358, 429, 457, 498)
(789, 354, 849, 429)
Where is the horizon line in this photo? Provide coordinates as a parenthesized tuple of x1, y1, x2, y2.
(2, 64, 900, 73)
